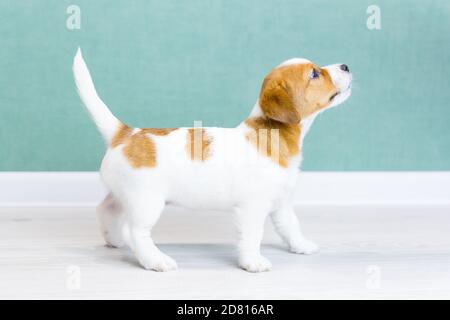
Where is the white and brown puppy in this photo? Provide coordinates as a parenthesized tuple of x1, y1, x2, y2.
(73, 49, 352, 272)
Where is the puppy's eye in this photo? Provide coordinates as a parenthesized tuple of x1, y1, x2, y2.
(310, 69, 320, 80)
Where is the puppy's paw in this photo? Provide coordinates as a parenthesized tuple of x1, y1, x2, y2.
(239, 255, 272, 273)
(138, 253, 178, 272)
(290, 239, 320, 255)
(102, 230, 125, 248)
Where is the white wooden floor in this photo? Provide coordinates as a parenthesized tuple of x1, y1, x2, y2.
(0, 205, 449, 299)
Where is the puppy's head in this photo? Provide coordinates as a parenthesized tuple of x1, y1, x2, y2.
(259, 58, 352, 124)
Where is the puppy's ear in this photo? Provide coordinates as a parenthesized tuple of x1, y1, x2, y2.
(259, 76, 300, 124)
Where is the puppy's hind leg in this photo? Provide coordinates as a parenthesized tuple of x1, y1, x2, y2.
(270, 205, 319, 254)
(97, 192, 126, 248)
(126, 193, 177, 272)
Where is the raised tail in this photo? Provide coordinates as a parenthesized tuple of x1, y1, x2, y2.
(73, 48, 120, 144)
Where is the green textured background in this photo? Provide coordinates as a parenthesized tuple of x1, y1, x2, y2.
(0, 0, 449, 171)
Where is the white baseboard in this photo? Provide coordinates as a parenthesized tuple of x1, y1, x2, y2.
(0, 172, 449, 207)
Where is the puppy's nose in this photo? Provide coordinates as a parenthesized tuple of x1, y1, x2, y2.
(340, 64, 350, 72)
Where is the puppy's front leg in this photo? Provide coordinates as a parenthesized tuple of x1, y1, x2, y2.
(271, 205, 319, 254)
(127, 194, 177, 272)
(234, 202, 272, 272)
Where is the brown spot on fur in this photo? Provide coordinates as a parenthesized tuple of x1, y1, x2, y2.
(186, 128, 212, 161)
(110, 124, 157, 168)
(141, 128, 177, 136)
(111, 124, 132, 148)
(260, 63, 337, 124)
(245, 117, 301, 168)
(112, 126, 176, 149)
(122, 131, 157, 168)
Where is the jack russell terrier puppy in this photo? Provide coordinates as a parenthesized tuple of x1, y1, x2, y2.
(73, 48, 352, 272)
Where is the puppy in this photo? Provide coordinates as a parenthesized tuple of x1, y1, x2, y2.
(73, 49, 352, 272)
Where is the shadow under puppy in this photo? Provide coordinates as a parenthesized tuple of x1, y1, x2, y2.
(73, 49, 352, 272)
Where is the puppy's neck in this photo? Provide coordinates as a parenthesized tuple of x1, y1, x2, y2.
(244, 101, 302, 137)
(245, 100, 318, 143)
(242, 101, 303, 168)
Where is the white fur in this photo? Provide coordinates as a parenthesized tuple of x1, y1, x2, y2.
(279, 58, 311, 67)
(324, 63, 353, 108)
(73, 50, 352, 272)
(73, 48, 119, 144)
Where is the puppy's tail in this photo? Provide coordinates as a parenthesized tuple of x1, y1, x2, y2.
(73, 47, 121, 144)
